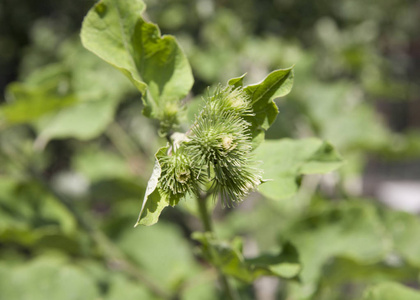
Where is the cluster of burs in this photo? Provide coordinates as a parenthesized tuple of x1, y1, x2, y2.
(158, 86, 262, 206)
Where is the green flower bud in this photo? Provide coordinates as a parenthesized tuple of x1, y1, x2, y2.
(206, 85, 252, 116)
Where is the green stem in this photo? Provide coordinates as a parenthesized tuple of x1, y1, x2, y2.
(195, 193, 238, 300)
(218, 274, 237, 300)
(197, 192, 213, 232)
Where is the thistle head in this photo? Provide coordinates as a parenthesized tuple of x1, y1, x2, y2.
(158, 147, 204, 202)
(188, 111, 251, 167)
(186, 85, 262, 206)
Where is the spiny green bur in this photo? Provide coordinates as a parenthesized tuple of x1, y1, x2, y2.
(158, 86, 262, 207)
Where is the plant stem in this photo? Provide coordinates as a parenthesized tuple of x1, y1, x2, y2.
(196, 193, 238, 300)
(197, 192, 213, 232)
(218, 273, 237, 300)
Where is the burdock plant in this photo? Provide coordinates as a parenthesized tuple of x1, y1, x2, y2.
(81, 0, 340, 298)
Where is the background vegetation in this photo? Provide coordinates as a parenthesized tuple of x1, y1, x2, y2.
(1, 0, 420, 299)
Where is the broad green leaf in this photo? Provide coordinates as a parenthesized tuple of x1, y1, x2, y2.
(192, 232, 301, 283)
(285, 201, 390, 299)
(382, 209, 420, 268)
(243, 67, 294, 143)
(36, 97, 117, 141)
(295, 81, 390, 151)
(0, 256, 99, 300)
(0, 70, 76, 126)
(254, 138, 342, 200)
(319, 257, 418, 287)
(81, 0, 193, 125)
(73, 148, 132, 181)
(106, 274, 157, 300)
(362, 282, 420, 300)
(118, 222, 201, 290)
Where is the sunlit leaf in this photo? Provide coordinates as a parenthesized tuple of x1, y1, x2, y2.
(285, 201, 390, 299)
(0, 256, 100, 300)
(81, 0, 193, 127)
(254, 138, 342, 200)
(118, 222, 201, 289)
(243, 68, 294, 143)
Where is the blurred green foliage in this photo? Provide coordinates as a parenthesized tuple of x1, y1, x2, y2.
(1, 0, 420, 299)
